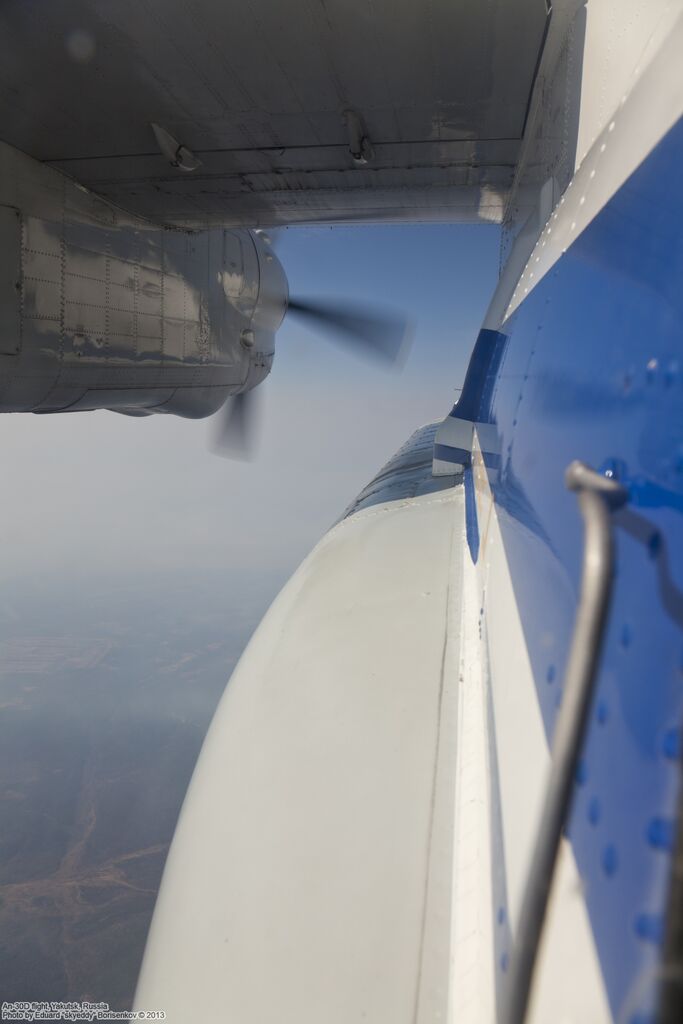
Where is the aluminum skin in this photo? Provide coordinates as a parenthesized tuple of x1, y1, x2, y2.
(0, 142, 286, 417)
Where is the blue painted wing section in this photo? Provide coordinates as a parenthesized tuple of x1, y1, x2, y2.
(477, 119, 683, 1019)
(450, 327, 507, 423)
(464, 466, 480, 563)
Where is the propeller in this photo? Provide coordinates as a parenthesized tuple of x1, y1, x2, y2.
(286, 297, 410, 365)
(211, 297, 412, 459)
(211, 390, 260, 460)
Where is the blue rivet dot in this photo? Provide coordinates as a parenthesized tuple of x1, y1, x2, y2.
(596, 700, 609, 725)
(647, 817, 675, 851)
(664, 360, 679, 387)
(662, 728, 681, 760)
(634, 912, 664, 944)
(546, 664, 556, 684)
(621, 624, 632, 649)
(497, 906, 506, 926)
(588, 797, 601, 826)
(602, 844, 618, 877)
(575, 759, 588, 786)
(647, 531, 661, 558)
(500, 952, 509, 973)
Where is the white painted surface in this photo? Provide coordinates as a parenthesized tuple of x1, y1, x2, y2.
(574, 0, 675, 170)
(434, 414, 473, 456)
(414, 498, 463, 1024)
(448, 526, 495, 1024)
(490, 0, 682, 327)
(137, 483, 463, 1023)
(495, 0, 586, 315)
(471, 429, 612, 1024)
(507, 2, 683, 318)
(436, 415, 472, 449)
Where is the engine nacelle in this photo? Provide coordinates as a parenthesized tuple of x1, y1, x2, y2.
(0, 141, 287, 419)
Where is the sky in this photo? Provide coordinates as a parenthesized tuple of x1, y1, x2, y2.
(0, 223, 500, 593)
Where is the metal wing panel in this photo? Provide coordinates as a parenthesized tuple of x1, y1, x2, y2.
(0, 0, 547, 227)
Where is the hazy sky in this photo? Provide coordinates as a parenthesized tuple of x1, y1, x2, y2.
(0, 223, 500, 590)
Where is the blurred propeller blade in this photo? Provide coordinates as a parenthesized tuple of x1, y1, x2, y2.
(210, 390, 260, 460)
(287, 297, 412, 365)
(210, 293, 410, 458)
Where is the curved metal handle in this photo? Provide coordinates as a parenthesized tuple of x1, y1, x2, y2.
(503, 460, 627, 1024)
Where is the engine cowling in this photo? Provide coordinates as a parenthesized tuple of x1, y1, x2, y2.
(0, 142, 288, 419)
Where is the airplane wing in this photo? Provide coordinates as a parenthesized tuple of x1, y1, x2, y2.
(0, 0, 547, 226)
(135, 423, 610, 1023)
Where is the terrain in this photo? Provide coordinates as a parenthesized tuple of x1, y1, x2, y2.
(0, 568, 281, 1011)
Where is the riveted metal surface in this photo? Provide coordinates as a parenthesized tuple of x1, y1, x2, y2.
(479, 117, 683, 1021)
(0, 0, 548, 226)
(0, 141, 284, 416)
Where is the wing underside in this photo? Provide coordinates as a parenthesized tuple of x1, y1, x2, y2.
(0, 0, 547, 227)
